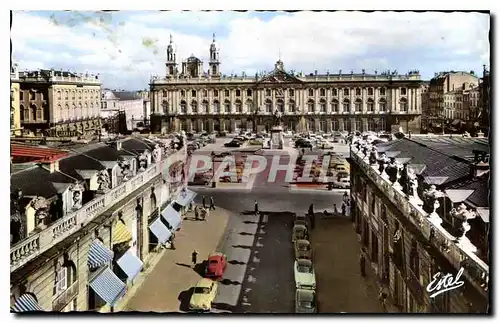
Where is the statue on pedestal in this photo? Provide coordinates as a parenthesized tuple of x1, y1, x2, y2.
(273, 109, 283, 126)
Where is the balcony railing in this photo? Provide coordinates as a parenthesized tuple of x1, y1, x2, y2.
(52, 280, 79, 312)
(10, 148, 186, 273)
(351, 150, 489, 295)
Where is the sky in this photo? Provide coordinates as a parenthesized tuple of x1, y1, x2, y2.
(10, 10, 490, 91)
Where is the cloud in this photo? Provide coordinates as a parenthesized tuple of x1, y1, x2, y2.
(11, 11, 490, 90)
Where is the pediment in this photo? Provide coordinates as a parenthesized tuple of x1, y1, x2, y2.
(258, 70, 302, 84)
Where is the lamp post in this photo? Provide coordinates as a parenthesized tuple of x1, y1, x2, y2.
(211, 151, 216, 188)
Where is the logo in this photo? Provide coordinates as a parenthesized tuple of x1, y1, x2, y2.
(426, 267, 465, 298)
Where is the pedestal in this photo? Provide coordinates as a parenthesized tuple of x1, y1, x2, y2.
(270, 125, 284, 149)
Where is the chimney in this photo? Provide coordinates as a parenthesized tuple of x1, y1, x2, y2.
(39, 159, 59, 173)
(471, 150, 489, 177)
(109, 140, 122, 151)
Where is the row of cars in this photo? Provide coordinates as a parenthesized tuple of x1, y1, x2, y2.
(187, 132, 217, 152)
(291, 214, 318, 313)
(223, 132, 268, 148)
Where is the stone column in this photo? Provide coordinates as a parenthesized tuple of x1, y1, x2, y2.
(362, 117, 368, 132)
(374, 86, 379, 113)
(339, 117, 344, 131)
(326, 118, 332, 132)
(362, 87, 367, 113)
(351, 118, 356, 132)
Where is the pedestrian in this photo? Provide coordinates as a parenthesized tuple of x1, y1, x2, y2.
(343, 191, 349, 200)
(341, 202, 346, 216)
(360, 252, 366, 277)
(170, 233, 176, 250)
(209, 196, 216, 210)
(333, 203, 338, 215)
(254, 200, 259, 216)
(323, 210, 328, 218)
(378, 286, 388, 312)
(192, 250, 198, 267)
(188, 201, 193, 212)
(194, 206, 199, 220)
(202, 196, 206, 209)
(308, 203, 314, 217)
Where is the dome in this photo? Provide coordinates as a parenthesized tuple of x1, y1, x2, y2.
(187, 55, 201, 63)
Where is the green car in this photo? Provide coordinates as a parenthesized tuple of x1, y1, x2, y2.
(295, 288, 317, 313)
(294, 259, 316, 289)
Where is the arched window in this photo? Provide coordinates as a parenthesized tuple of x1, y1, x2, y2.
(320, 88, 326, 97)
(20, 105, 25, 121)
(162, 100, 168, 114)
(288, 100, 296, 113)
(162, 90, 167, 97)
(57, 91, 62, 100)
(180, 101, 187, 113)
(213, 100, 220, 113)
(277, 99, 284, 113)
(367, 87, 374, 96)
(343, 99, 350, 113)
(332, 88, 338, 96)
(246, 99, 253, 113)
(265, 99, 272, 113)
(343, 88, 349, 96)
(399, 97, 408, 112)
(235, 89, 241, 97)
(235, 100, 242, 113)
(355, 88, 361, 96)
(320, 99, 327, 112)
(379, 87, 386, 96)
(308, 89, 314, 97)
(71, 91, 75, 100)
(31, 104, 37, 120)
(191, 100, 198, 113)
(202, 100, 209, 113)
(64, 90, 68, 100)
(224, 100, 231, 113)
(367, 98, 374, 112)
(332, 99, 339, 113)
(379, 98, 387, 112)
(84, 103, 88, 117)
(332, 119, 339, 131)
(203, 90, 208, 97)
(307, 100, 315, 113)
(355, 99, 362, 112)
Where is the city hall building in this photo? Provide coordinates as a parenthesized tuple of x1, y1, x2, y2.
(150, 35, 423, 134)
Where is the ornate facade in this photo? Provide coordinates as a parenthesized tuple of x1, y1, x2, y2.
(16, 69, 102, 138)
(150, 35, 423, 134)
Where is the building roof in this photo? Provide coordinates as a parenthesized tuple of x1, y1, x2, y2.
(111, 91, 142, 101)
(120, 137, 157, 154)
(11, 144, 69, 162)
(447, 175, 490, 208)
(58, 154, 106, 180)
(11, 166, 76, 198)
(80, 144, 136, 161)
(408, 137, 489, 161)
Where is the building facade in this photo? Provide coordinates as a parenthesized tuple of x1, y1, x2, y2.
(10, 135, 193, 312)
(16, 69, 102, 138)
(11, 64, 21, 136)
(101, 90, 145, 132)
(150, 35, 423, 134)
(349, 135, 489, 313)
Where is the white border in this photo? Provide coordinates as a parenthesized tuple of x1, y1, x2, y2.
(2, 1, 497, 322)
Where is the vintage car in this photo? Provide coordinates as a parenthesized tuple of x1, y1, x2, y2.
(189, 278, 218, 312)
(205, 252, 227, 280)
(224, 140, 242, 148)
(294, 259, 316, 290)
(294, 219, 308, 229)
(292, 224, 307, 242)
(294, 239, 312, 260)
(295, 289, 317, 313)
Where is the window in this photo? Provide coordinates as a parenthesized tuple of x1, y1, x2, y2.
(224, 90, 229, 97)
(355, 88, 361, 96)
(202, 101, 209, 113)
(379, 99, 387, 112)
(191, 90, 196, 97)
(332, 100, 339, 112)
(320, 88, 326, 96)
(355, 99, 362, 112)
(332, 119, 339, 131)
(400, 98, 408, 112)
(343, 99, 350, 112)
(180, 90, 185, 97)
(332, 88, 338, 96)
(265, 100, 272, 112)
(379, 87, 386, 96)
(236, 89, 241, 97)
(235, 100, 242, 113)
(56, 267, 68, 294)
(288, 100, 296, 112)
(370, 193, 376, 214)
(308, 89, 314, 97)
(247, 89, 252, 97)
(320, 100, 327, 112)
(367, 99, 374, 112)
(224, 101, 231, 113)
(180, 101, 187, 113)
(400, 87, 407, 95)
(246, 100, 253, 113)
(307, 100, 315, 112)
(213, 101, 220, 113)
(266, 89, 271, 97)
(57, 91, 62, 100)
(368, 88, 374, 96)
(343, 88, 349, 96)
(29, 91, 35, 100)
(277, 100, 284, 113)
(20, 91, 24, 100)
(289, 89, 295, 97)
(203, 90, 208, 97)
(409, 240, 420, 277)
(191, 101, 198, 113)
(162, 90, 168, 97)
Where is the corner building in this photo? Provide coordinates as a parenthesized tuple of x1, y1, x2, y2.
(150, 35, 423, 134)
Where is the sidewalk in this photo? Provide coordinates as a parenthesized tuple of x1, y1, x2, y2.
(116, 206, 231, 312)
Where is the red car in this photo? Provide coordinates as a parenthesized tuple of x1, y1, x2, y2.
(205, 252, 227, 280)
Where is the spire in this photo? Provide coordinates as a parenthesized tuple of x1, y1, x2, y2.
(170, 34, 173, 44)
(213, 33, 216, 43)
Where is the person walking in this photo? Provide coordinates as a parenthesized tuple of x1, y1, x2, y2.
(333, 203, 338, 215)
(202, 196, 206, 209)
(170, 233, 176, 250)
(194, 206, 199, 220)
(192, 250, 198, 268)
(341, 202, 346, 216)
(308, 204, 314, 217)
(359, 251, 366, 277)
(209, 196, 216, 210)
(254, 200, 260, 216)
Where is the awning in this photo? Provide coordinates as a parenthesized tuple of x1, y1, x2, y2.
(176, 189, 197, 207)
(88, 239, 114, 270)
(89, 267, 126, 307)
(11, 294, 43, 312)
(117, 249, 144, 281)
(149, 218, 172, 243)
(112, 220, 132, 245)
(161, 205, 182, 231)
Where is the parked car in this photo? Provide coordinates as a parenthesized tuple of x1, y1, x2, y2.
(294, 214, 307, 222)
(295, 289, 317, 313)
(334, 178, 350, 189)
(335, 164, 350, 172)
(317, 140, 334, 149)
(292, 224, 307, 242)
(294, 219, 308, 229)
(294, 259, 316, 289)
(205, 252, 227, 280)
(294, 239, 312, 260)
(191, 173, 212, 186)
(224, 141, 242, 147)
(189, 278, 218, 312)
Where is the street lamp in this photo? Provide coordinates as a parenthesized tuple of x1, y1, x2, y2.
(210, 151, 216, 188)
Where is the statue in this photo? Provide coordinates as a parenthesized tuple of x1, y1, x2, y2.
(10, 188, 25, 244)
(423, 185, 444, 224)
(450, 203, 476, 249)
(97, 170, 111, 192)
(369, 146, 379, 165)
(273, 109, 283, 126)
(377, 152, 389, 178)
(386, 158, 402, 189)
(407, 168, 423, 206)
(399, 163, 410, 195)
(118, 158, 132, 182)
(138, 152, 149, 171)
(31, 196, 50, 229)
(69, 181, 84, 210)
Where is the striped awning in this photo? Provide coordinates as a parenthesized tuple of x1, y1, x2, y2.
(89, 267, 126, 307)
(88, 239, 114, 270)
(112, 220, 132, 245)
(11, 294, 43, 312)
(117, 249, 144, 281)
(149, 218, 172, 243)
